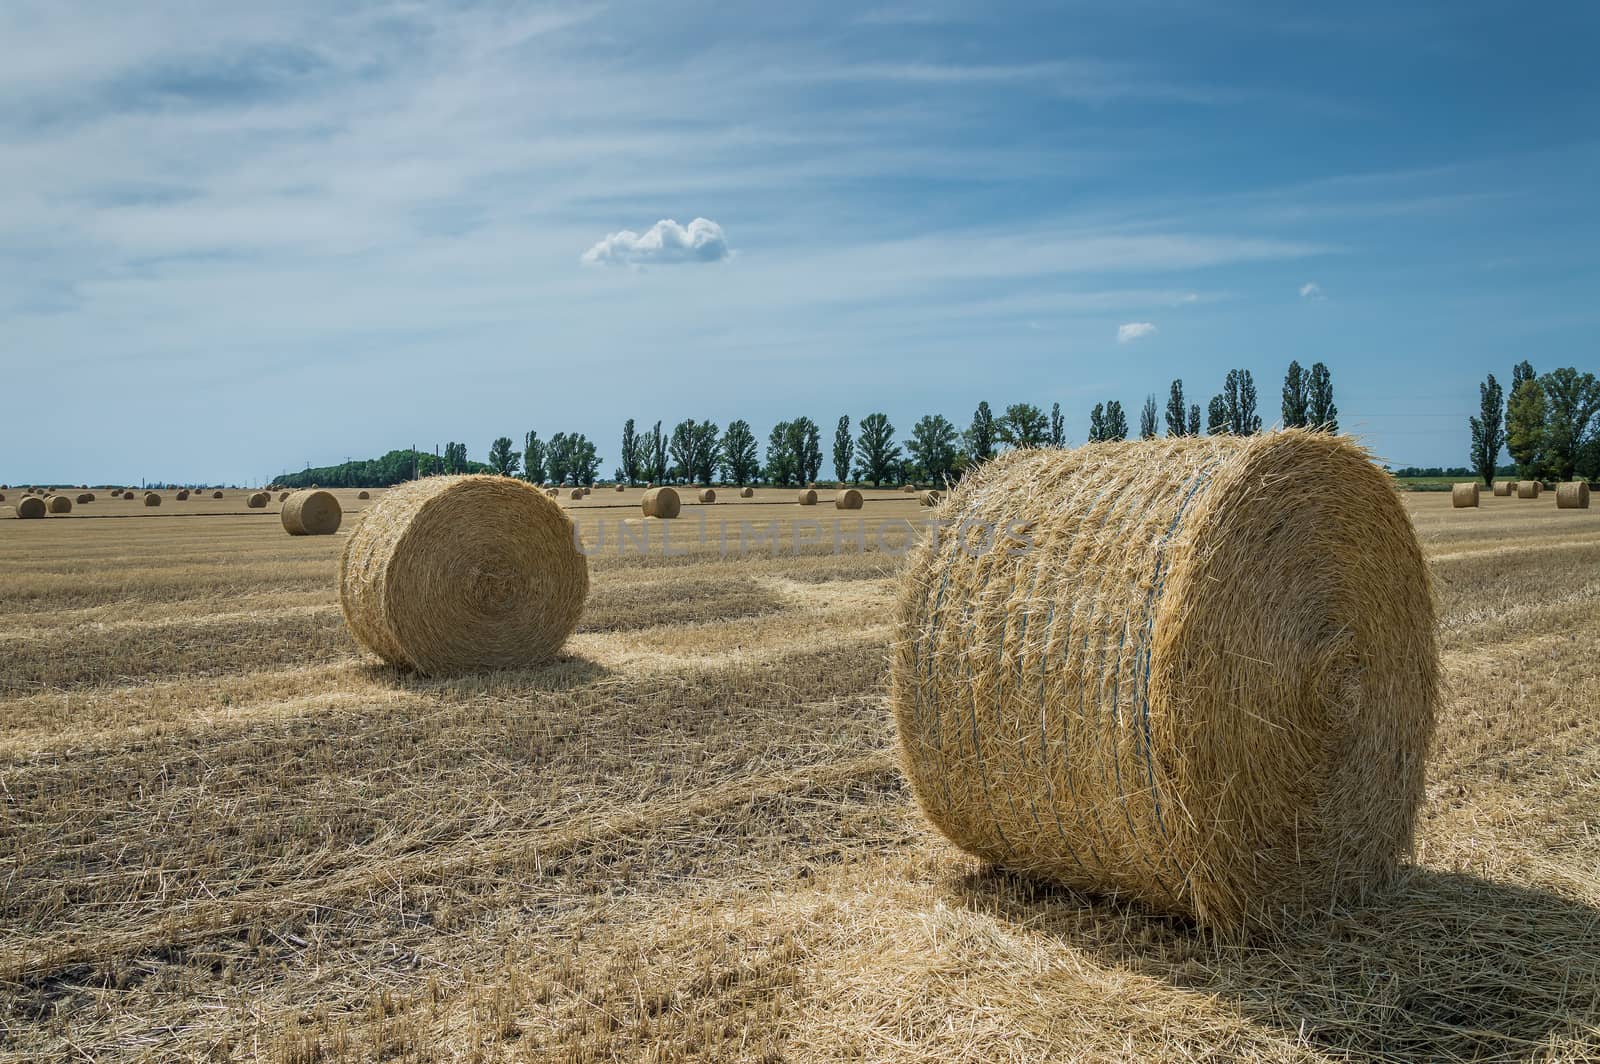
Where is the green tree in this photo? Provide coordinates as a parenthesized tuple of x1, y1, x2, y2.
(1223, 369, 1262, 434)
(1139, 394, 1158, 439)
(547, 432, 572, 485)
(443, 441, 468, 474)
(1207, 395, 1229, 435)
(965, 401, 997, 464)
(997, 403, 1049, 448)
(719, 420, 760, 485)
(669, 419, 718, 483)
(832, 416, 854, 483)
(1469, 373, 1505, 487)
(788, 417, 823, 485)
(1506, 375, 1548, 479)
(766, 421, 797, 486)
(1187, 403, 1201, 436)
(569, 434, 601, 485)
(647, 421, 668, 483)
(1049, 402, 1065, 447)
(855, 413, 901, 486)
(487, 436, 520, 477)
(1281, 361, 1309, 428)
(1104, 400, 1129, 441)
(1088, 402, 1105, 442)
(1165, 379, 1188, 437)
(907, 414, 960, 484)
(1511, 359, 1536, 393)
(1307, 362, 1338, 432)
(522, 430, 546, 484)
(1539, 368, 1600, 481)
(620, 419, 639, 485)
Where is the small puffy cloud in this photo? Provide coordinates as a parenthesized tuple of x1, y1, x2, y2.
(1299, 281, 1324, 300)
(1117, 321, 1157, 344)
(581, 217, 731, 267)
(1175, 292, 1199, 305)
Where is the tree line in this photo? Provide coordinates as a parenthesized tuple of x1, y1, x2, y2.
(1469, 361, 1600, 485)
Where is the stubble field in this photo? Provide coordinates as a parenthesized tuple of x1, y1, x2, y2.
(2, 486, 1598, 1062)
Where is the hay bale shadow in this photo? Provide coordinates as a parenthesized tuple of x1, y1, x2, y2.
(950, 866, 1600, 1062)
(356, 653, 611, 695)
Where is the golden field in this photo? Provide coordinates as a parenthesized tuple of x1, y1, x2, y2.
(2, 487, 1598, 1062)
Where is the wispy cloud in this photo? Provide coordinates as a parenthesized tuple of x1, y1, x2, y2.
(1117, 322, 1157, 343)
(582, 218, 732, 267)
(1299, 281, 1324, 300)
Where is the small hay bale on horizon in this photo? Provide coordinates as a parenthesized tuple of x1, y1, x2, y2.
(798, 488, 817, 506)
(699, 488, 716, 503)
(1556, 481, 1591, 509)
(247, 491, 270, 508)
(17, 496, 46, 519)
(1451, 482, 1479, 508)
(212, 490, 224, 499)
(740, 486, 754, 498)
(615, 484, 625, 492)
(1516, 480, 1541, 499)
(76, 492, 94, 504)
(919, 490, 941, 506)
(143, 492, 161, 507)
(642, 486, 681, 519)
(282, 490, 342, 535)
(358, 490, 371, 500)
(835, 488, 863, 510)
(570, 487, 584, 500)
(46, 495, 72, 514)
(279, 491, 290, 501)
(176, 489, 190, 500)
(1492, 481, 1513, 496)
(340, 475, 587, 676)
(891, 430, 1436, 932)
(902, 484, 917, 493)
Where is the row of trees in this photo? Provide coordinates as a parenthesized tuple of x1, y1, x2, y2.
(1470, 361, 1600, 484)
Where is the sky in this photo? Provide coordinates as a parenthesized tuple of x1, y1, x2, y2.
(2, 1, 1597, 484)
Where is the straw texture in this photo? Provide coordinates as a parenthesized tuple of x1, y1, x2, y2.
(247, 492, 269, 509)
(890, 431, 1437, 931)
(16, 496, 45, 519)
(1516, 481, 1540, 499)
(46, 495, 72, 514)
(699, 489, 716, 503)
(919, 491, 941, 506)
(1556, 481, 1591, 509)
(798, 489, 818, 506)
(836, 488, 864, 510)
(1451, 483, 1479, 508)
(1492, 481, 1513, 496)
(642, 487, 681, 519)
(281, 490, 342, 535)
(339, 475, 588, 676)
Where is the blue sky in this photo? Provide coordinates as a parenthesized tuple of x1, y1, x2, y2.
(2, 0, 1596, 483)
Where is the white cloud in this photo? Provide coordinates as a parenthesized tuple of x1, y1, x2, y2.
(1117, 321, 1157, 343)
(581, 218, 731, 267)
(1299, 281, 1324, 299)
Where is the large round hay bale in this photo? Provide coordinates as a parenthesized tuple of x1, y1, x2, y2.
(46, 495, 72, 513)
(1516, 480, 1540, 499)
(16, 496, 45, 519)
(918, 490, 941, 506)
(891, 431, 1437, 930)
(835, 488, 863, 510)
(246, 491, 270, 508)
(358, 490, 371, 500)
(642, 486, 681, 518)
(212, 490, 224, 499)
(282, 490, 342, 535)
(698, 488, 716, 503)
(569, 487, 584, 500)
(1451, 482, 1479, 508)
(143, 492, 161, 507)
(1556, 481, 1591, 509)
(739, 486, 754, 498)
(76, 492, 94, 504)
(1492, 481, 1513, 496)
(340, 475, 588, 675)
(798, 489, 817, 506)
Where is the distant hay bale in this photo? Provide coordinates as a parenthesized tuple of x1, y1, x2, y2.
(46, 495, 72, 513)
(798, 488, 817, 506)
(902, 484, 917, 493)
(0, 493, 5, 502)
(919, 490, 941, 506)
(340, 474, 588, 675)
(75, 492, 93, 504)
(247, 491, 270, 508)
(699, 488, 716, 503)
(740, 486, 754, 498)
(358, 490, 371, 500)
(615, 484, 625, 492)
(642, 486, 681, 518)
(17, 496, 45, 519)
(143, 492, 162, 507)
(835, 488, 863, 509)
(279, 491, 290, 501)
(891, 431, 1436, 931)
(1556, 481, 1591, 509)
(1451, 482, 1479, 508)
(582, 487, 592, 496)
(1492, 481, 1513, 496)
(282, 490, 342, 535)
(1516, 480, 1540, 499)
(645, 482, 654, 489)
(545, 487, 559, 498)
(212, 490, 224, 499)
(176, 489, 190, 500)
(570, 487, 584, 500)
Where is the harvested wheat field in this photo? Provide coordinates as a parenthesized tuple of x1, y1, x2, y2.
(2, 489, 1599, 1062)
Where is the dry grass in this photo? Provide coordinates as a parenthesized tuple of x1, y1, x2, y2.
(0, 491, 1597, 1061)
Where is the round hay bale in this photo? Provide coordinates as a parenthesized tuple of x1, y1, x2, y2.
(1491, 481, 1513, 496)
(46, 495, 72, 514)
(0, 493, 5, 502)
(16, 496, 46, 519)
(282, 490, 342, 535)
(1450, 482, 1479, 508)
(835, 488, 864, 510)
(798, 489, 817, 506)
(279, 491, 290, 501)
(143, 492, 162, 507)
(890, 431, 1437, 930)
(212, 490, 224, 499)
(75, 492, 93, 504)
(246, 491, 270, 508)
(698, 488, 716, 503)
(740, 486, 754, 498)
(642, 486, 681, 519)
(569, 487, 584, 500)
(1556, 481, 1591, 509)
(615, 484, 625, 492)
(340, 475, 588, 675)
(1516, 480, 1540, 499)
(545, 487, 559, 498)
(918, 490, 941, 506)
(645, 482, 654, 490)
(358, 490, 371, 500)
(176, 489, 190, 501)
(582, 487, 592, 496)
(902, 484, 917, 493)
